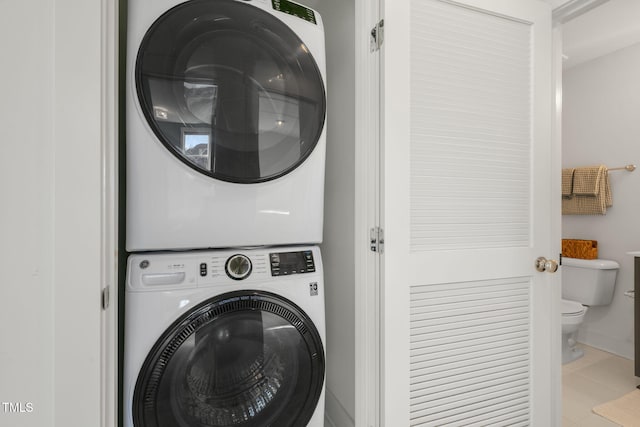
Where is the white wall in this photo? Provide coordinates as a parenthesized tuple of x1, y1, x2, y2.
(544, 0, 571, 8)
(0, 3, 55, 425)
(0, 1, 108, 426)
(311, 0, 357, 426)
(562, 41, 640, 359)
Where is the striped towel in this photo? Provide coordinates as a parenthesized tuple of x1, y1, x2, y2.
(562, 165, 612, 215)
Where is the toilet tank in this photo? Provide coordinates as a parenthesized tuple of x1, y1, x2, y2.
(561, 257, 619, 306)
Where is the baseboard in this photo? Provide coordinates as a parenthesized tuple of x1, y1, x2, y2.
(324, 388, 355, 427)
(577, 329, 634, 360)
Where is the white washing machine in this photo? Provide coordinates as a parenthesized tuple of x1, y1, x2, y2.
(126, 0, 327, 252)
(124, 245, 326, 427)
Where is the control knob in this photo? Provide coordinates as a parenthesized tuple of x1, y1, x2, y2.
(225, 254, 252, 280)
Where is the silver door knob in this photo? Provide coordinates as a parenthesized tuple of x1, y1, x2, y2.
(535, 257, 559, 273)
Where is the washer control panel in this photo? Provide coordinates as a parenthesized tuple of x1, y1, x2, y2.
(128, 246, 320, 291)
(270, 250, 315, 276)
(225, 254, 253, 280)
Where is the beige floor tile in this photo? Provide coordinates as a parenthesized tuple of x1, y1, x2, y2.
(562, 374, 624, 423)
(580, 414, 621, 427)
(564, 411, 620, 427)
(562, 416, 580, 427)
(562, 344, 636, 426)
(572, 357, 637, 394)
(562, 344, 612, 375)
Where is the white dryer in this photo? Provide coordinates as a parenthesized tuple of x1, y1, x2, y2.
(124, 246, 326, 427)
(126, 0, 327, 251)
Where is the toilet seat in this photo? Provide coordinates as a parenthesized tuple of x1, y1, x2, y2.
(561, 299, 586, 317)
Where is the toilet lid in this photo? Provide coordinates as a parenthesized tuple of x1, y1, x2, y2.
(561, 299, 584, 315)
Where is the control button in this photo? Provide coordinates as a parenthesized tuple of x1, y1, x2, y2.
(225, 254, 252, 280)
(199, 262, 207, 277)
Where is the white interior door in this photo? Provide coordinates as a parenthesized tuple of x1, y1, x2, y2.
(380, 0, 556, 425)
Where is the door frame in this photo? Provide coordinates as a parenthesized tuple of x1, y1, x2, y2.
(354, 0, 381, 426)
(550, 22, 564, 427)
(547, 0, 618, 423)
(101, 0, 119, 425)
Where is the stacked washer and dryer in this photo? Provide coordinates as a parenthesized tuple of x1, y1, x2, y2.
(123, 1, 328, 426)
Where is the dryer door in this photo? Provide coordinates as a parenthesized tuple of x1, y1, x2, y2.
(133, 291, 325, 427)
(136, 0, 326, 183)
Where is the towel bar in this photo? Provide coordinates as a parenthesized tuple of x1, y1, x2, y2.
(608, 164, 636, 172)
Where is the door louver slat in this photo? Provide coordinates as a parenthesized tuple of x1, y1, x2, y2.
(409, 0, 532, 253)
(410, 278, 531, 426)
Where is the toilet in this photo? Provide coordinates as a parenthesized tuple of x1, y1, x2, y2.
(561, 257, 619, 364)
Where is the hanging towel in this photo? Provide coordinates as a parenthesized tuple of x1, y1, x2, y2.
(604, 170, 613, 207)
(562, 165, 612, 215)
(573, 166, 603, 195)
(562, 168, 575, 198)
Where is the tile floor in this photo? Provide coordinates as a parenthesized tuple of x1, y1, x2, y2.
(563, 343, 640, 426)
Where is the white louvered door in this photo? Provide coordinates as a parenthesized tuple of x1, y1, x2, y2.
(380, 1, 555, 426)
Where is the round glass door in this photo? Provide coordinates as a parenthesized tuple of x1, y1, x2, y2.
(136, 0, 326, 183)
(133, 291, 325, 427)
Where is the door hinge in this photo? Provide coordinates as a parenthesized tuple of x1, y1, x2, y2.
(370, 19, 384, 52)
(101, 286, 110, 310)
(370, 227, 385, 253)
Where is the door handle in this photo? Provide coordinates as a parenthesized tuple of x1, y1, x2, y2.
(535, 257, 559, 273)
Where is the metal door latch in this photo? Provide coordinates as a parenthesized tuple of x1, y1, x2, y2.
(370, 227, 384, 253)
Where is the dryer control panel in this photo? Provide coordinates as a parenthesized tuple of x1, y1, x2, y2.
(270, 250, 315, 276)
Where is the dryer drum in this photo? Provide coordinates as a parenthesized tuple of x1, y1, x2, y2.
(136, 0, 326, 183)
(133, 291, 325, 427)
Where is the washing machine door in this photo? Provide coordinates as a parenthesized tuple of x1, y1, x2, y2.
(133, 291, 325, 427)
(136, 0, 326, 183)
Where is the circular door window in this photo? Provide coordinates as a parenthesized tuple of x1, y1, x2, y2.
(136, 0, 326, 183)
(133, 291, 325, 427)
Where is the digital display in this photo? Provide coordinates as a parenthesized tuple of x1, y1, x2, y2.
(270, 250, 315, 276)
(278, 252, 304, 268)
(272, 0, 316, 25)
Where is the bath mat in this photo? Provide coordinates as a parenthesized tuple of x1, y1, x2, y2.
(592, 389, 640, 426)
